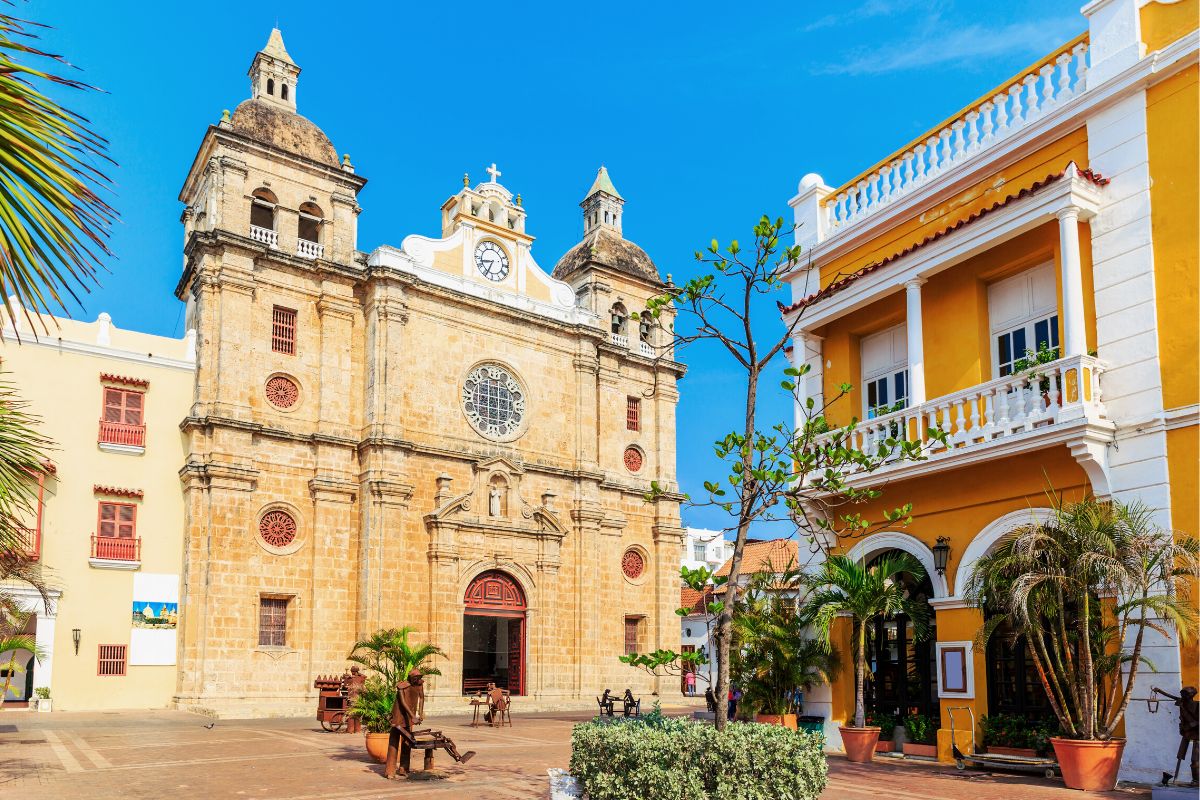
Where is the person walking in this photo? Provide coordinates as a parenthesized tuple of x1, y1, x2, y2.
(684, 670, 696, 697)
(727, 686, 739, 721)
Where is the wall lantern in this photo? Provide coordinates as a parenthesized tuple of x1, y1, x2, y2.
(72, 628, 81, 655)
(932, 537, 951, 575)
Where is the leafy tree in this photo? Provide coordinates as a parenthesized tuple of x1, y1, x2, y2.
(800, 552, 930, 729)
(635, 216, 943, 728)
(964, 497, 1199, 740)
(0, 10, 115, 326)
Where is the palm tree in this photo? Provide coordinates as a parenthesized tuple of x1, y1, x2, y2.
(347, 627, 445, 688)
(0, 11, 115, 326)
(732, 572, 841, 717)
(801, 552, 930, 729)
(964, 497, 1198, 741)
(0, 632, 40, 700)
(0, 375, 52, 556)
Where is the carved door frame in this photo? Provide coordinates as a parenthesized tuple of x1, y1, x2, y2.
(463, 570, 526, 696)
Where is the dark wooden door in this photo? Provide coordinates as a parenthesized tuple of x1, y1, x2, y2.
(507, 617, 524, 696)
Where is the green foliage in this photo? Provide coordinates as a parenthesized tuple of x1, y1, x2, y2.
(623, 565, 723, 677)
(800, 553, 930, 729)
(0, 12, 116, 323)
(570, 719, 827, 800)
(0, 375, 54, 560)
(864, 709, 898, 733)
(1012, 342, 1061, 393)
(966, 496, 1199, 740)
(347, 626, 444, 688)
(980, 713, 1060, 754)
(34, 686, 48, 699)
(901, 713, 937, 745)
(347, 675, 394, 734)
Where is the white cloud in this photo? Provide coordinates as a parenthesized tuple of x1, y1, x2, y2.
(816, 17, 1084, 76)
(802, 0, 934, 33)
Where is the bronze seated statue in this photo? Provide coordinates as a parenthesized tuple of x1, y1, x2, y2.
(383, 669, 475, 779)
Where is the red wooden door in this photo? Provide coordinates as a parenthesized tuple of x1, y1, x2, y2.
(508, 617, 524, 696)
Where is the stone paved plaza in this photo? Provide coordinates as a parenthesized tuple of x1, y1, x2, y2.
(0, 705, 1154, 799)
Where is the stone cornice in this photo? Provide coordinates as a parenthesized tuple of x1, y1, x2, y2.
(308, 476, 358, 503)
(176, 229, 365, 299)
(178, 460, 259, 492)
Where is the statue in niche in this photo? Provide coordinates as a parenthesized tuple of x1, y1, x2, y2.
(487, 476, 508, 517)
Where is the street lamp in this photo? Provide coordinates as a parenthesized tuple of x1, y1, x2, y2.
(932, 537, 951, 575)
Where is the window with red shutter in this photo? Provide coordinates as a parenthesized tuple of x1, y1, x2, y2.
(103, 388, 144, 425)
(97, 644, 127, 676)
(624, 616, 642, 655)
(626, 397, 641, 431)
(259, 597, 289, 647)
(272, 306, 297, 355)
(98, 502, 136, 538)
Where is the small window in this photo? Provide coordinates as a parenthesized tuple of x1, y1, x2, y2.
(97, 644, 127, 676)
(623, 616, 643, 656)
(280, 83, 289, 101)
(271, 306, 297, 355)
(693, 543, 706, 562)
(988, 263, 1059, 378)
(258, 597, 289, 647)
(250, 188, 277, 231)
(97, 502, 136, 539)
(297, 202, 323, 243)
(267, 78, 275, 96)
(103, 388, 144, 426)
(626, 397, 641, 431)
(861, 324, 909, 419)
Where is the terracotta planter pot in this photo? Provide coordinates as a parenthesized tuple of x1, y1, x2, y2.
(986, 745, 1038, 758)
(1050, 737, 1125, 792)
(902, 742, 937, 758)
(364, 731, 390, 763)
(755, 713, 797, 730)
(840, 726, 880, 763)
(875, 740, 894, 753)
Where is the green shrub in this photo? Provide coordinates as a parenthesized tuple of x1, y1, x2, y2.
(902, 713, 937, 745)
(570, 719, 827, 800)
(864, 709, 897, 734)
(348, 675, 394, 734)
(34, 687, 49, 699)
(980, 713, 1060, 754)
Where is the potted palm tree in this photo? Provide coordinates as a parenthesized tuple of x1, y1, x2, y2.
(732, 573, 841, 729)
(802, 552, 930, 762)
(346, 627, 445, 761)
(966, 498, 1198, 791)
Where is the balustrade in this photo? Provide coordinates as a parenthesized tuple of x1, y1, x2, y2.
(638, 341, 654, 358)
(822, 37, 1089, 235)
(91, 535, 140, 562)
(249, 224, 278, 247)
(610, 333, 628, 348)
(98, 420, 146, 448)
(296, 239, 324, 259)
(814, 354, 1105, 474)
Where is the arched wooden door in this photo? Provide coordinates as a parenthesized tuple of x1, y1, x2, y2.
(462, 571, 526, 696)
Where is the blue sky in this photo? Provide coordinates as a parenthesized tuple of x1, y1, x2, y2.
(32, 0, 1085, 535)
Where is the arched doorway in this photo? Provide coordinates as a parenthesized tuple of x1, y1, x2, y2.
(864, 550, 938, 723)
(462, 570, 526, 696)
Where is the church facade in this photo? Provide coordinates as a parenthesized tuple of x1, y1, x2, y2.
(173, 31, 686, 717)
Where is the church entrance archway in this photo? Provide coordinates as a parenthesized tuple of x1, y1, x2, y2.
(462, 570, 526, 696)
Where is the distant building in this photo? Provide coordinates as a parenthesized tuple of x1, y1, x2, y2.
(681, 527, 733, 572)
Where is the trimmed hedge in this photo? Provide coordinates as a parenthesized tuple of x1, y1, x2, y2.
(570, 719, 827, 800)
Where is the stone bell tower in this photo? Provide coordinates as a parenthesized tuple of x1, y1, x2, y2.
(248, 28, 300, 111)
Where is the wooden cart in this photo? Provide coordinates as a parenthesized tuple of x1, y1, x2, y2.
(314, 675, 348, 732)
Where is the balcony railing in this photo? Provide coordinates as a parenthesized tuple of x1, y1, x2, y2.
(15, 525, 39, 560)
(249, 225, 278, 247)
(823, 34, 1090, 236)
(816, 353, 1105, 475)
(98, 420, 146, 449)
(637, 341, 654, 358)
(296, 239, 324, 259)
(91, 535, 140, 562)
(610, 332, 628, 348)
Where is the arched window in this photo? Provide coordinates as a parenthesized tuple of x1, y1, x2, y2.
(267, 78, 275, 96)
(250, 188, 277, 233)
(281, 83, 289, 101)
(297, 202, 323, 244)
(638, 311, 652, 342)
(610, 303, 628, 335)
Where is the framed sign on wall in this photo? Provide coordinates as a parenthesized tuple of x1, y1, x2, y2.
(935, 641, 975, 699)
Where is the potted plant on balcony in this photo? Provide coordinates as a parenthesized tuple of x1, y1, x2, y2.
(1012, 342, 1060, 407)
(732, 572, 841, 731)
(802, 552, 930, 763)
(346, 627, 445, 762)
(966, 497, 1199, 791)
(900, 713, 938, 758)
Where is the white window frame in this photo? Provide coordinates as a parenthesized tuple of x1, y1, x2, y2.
(988, 263, 1059, 379)
(860, 323, 909, 419)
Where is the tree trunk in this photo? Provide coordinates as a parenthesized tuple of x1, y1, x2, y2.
(855, 619, 866, 728)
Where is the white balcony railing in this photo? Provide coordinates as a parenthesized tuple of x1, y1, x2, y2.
(610, 332, 628, 348)
(638, 341, 654, 358)
(249, 225, 278, 247)
(816, 354, 1106, 474)
(823, 34, 1090, 236)
(296, 239, 324, 259)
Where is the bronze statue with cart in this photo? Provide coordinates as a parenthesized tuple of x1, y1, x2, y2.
(384, 669, 475, 779)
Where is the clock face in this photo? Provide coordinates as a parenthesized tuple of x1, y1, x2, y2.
(474, 241, 510, 282)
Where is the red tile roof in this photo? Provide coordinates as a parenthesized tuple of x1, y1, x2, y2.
(93, 485, 143, 499)
(781, 164, 1109, 316)
(713, 538, 799, 578)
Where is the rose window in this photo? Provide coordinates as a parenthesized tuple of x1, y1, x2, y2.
(462, 364, 526, 440)
(259, 510, 297, 548)
(265, 375, 299, 409)
(622, 549, 645, 580)
(623, 446, 644, 472)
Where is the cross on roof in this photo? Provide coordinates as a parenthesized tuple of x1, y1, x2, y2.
(486, 163, 502, 183)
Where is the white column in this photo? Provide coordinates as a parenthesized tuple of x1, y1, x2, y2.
(788, 174, 833, 250)
(1056, 206, 1087, 357)
(904, 278, 927, 405)
(794, 333, 824, 427)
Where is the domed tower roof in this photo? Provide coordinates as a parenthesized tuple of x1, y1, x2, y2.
(552, 167, 662, 285)
(229, 29, 339, 167)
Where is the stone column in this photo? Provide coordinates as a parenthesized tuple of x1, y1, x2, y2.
(572, 503, 604, 696)
(1056, 206, 1087, 358)
(308, 478, 358, 675)
(904, 278, 927, 405)
(652, 522, 686, 698)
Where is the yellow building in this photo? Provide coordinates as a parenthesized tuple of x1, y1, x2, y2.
(1, 308, 195, 710)
(783, 0, 1196, 783)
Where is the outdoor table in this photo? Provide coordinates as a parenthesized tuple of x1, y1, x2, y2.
(469, 697, 488, 727)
